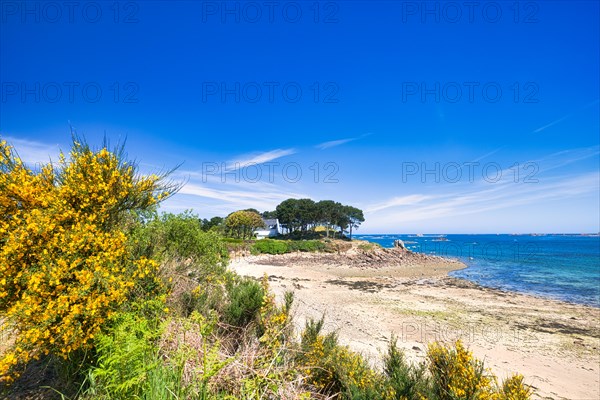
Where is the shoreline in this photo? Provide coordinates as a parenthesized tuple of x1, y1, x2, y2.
(358, 233, 600, 309)
(447, 264, 600, 310)
(229, 247, 600, 399)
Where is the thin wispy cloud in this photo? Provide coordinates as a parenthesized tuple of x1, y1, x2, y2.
(1, 136, 61, 165)
(316, 138, 356, 150)
(366, 172, 599, 226)
(177, 169, 280, 188)
(166, 158, 311, 215)
(533, 99, 599, 133)
(465, 145, 600, 191)
(364, 146, 600, 231)
(171, 181, 307, 215)
(471, 146, 507, 163)
(366, 194, 432, 213)
(315, 133, 372, 150)
(533, 114, 573, 133)
(533, 146, 600, 174)
(227, 148, 296, 170)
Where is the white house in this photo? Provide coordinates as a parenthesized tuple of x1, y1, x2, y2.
(254, 218, 282, 239)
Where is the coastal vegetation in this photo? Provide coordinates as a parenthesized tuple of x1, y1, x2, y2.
(273, 198, 365, 239)
(251, 239, 327, 255)
(0, 137, 532, 399)
(224, 210, 265, 240)
(213, 199, 365, 241)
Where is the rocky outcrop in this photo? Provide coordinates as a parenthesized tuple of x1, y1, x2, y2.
(252, 240, 463, 270)
(393, 239, 407, 250)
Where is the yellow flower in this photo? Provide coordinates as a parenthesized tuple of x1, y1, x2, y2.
(0, 138, 169, 380)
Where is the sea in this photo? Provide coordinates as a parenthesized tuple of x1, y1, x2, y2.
(353, 234, 600, 308)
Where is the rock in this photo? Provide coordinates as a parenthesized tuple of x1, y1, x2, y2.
(393, 239, 407, 250)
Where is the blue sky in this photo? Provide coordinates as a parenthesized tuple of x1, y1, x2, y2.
(1, 0, 599, 233)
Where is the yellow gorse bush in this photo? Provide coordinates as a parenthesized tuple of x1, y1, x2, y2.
(428, 340, 494, 399)
(258, 275, 290, 354)
(0, 137, 173, 382)
(499, 374, 533, 400)
(302, 334, 380, 393)
(427, 340, 532, 400)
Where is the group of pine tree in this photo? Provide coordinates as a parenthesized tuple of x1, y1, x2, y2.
(200, 198, 365, 240)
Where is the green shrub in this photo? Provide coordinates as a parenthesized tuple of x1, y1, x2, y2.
(287, 240, 326, 252)
(225, 240, 252, 254)
(298, 317, 381, 397)
(251, 239, 289, 255)
(346, 384, 392, 400)
(251, 239, 327, 254)
(383, 337, 429, 399)
(129, 211, 229, 278)
(179, 281, 227, 318)
(225, 277, 265, 327)
(222, 237, 244, 243)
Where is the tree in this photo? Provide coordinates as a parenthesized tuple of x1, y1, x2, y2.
(331, 202, 349, 238)
(276, 199, 299, 233)
(316, 200, 336, 237)
(275, 198, 316, 233)
(344, 206, 365, 240)
(261, 210, 277, 219)
(297, 198, 316, 232)
(225, 210, 265, 239)
(275, 198, 365, 238)
(242, 208, 260, 215)
(201, 216, 224, 232)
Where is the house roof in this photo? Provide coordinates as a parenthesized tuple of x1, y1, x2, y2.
(263, 218, 278, 226)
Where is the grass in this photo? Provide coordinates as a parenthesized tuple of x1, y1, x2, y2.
(357, 242, 382, 252)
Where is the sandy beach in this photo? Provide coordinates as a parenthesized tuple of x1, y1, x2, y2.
(229, 244, 600, 400)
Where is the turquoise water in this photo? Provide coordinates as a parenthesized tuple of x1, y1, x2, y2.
(353, 234, 600, 307)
